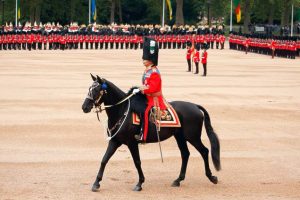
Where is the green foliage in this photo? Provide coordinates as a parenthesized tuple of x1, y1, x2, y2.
(182, 0, 204, 25)
(0, 0, 299, 26)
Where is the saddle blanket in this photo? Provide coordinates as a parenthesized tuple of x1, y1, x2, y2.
(132, 105, 181, 127)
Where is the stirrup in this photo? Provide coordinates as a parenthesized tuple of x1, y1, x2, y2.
(134, 133, 143, 141)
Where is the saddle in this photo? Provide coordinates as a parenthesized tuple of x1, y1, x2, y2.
(132, 104, 181, 127)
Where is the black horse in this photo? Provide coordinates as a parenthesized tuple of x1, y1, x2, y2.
(82, 74, 221, 192)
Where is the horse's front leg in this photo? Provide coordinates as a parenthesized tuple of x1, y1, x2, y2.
(92, 140, 121, 192)
(127, 142, 145, 191)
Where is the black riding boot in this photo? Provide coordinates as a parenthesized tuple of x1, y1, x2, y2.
(135, 114, 144, 141)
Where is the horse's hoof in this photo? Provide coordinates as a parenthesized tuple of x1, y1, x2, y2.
(91, 184, 100, 192)
(133, 185, 142, 191)
(171, 181, 180, 187)
(209, 176, 218, 184)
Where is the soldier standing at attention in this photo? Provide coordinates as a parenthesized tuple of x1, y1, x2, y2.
(193, 44, 200, 74)
(186, 41, 193, 72)
(201, 47, 208, 76)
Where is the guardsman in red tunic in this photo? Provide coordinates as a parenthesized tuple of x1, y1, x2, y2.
(85, 33, 89, 49)
(171, 33, 176, 49)
(79, 34, 84, 49)
(43, 33, 47, 50)
(27, 33, 33, 51)
(119, 35, 124, 49)
(115, 34, 120, 49)
(244, 37, 250, 54)
(215, 34, 220, 49)
(134, 34, 139, 50)
(124, 34, 129, 49)
(3, 33, 7, 50)
(139, 35, 143, 49)
(104, 34, 109, 49)
(0, 32, 2, 50)
(186, 41, 193, 72)
(167, 33, 172, 49)
(193, 44, 201, 74)
(95, 34, 99, 49)
(220, 34, 225, 50)
(270, 39, 276, 59)
(48, 34, 53, 50)
(132, 37, 167, 142)
(176, 34, 181, 49)
(109, 34, 114, 49)
(201, 47, 208, 76)
(37, 33, 43, 50)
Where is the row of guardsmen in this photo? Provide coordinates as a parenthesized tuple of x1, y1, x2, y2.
(229, 32, 300, 59)
(0, 22, 226, 51)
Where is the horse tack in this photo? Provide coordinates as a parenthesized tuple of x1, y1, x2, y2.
(82, 76, 221, 192)
(133, 105, 181, 128)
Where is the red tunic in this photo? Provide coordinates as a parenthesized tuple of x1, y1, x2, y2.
(193, 51, 200, 63)
(201, 51, 208, 64)
(141, 66, 167, 141)
(186, 47, 193, 59)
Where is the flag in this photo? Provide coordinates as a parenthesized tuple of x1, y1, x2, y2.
(17, 0, 21, 20)
(234, 0, 241, 23)
(91, 0, 97, 21)
(166, 0, 172, 21)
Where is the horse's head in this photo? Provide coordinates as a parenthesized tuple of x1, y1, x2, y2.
(82, 74, 108, 113)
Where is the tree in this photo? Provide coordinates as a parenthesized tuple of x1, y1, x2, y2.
(175, 0, 184, 25)
(110, 0, 116, 23)
(118, 0, 123, 23)
(242, 0, 252, 33)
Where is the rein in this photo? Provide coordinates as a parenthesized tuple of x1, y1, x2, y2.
(106, 99, 131, 141)
(94, 92, 134, 141)
(94, 93, 134, 120)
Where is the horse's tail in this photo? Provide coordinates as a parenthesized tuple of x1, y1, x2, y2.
(197, 105, 221, 171)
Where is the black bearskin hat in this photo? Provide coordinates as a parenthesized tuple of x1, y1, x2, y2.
(187, 41, 192, 47)
(142, 37, 159, 66)
(196, 43, 201, 51)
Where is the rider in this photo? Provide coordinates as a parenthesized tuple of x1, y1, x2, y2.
(132, 37, 167, 142)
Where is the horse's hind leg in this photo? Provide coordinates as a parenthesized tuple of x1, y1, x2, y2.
(172, 131, 190, 187)
(189, 139, 218, 184)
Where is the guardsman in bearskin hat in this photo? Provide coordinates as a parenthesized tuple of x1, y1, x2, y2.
(186, 41, 193, 72)
(193, 44, 201, 74)
(132, 37, 167, 142)
(201, 45, 208, 76)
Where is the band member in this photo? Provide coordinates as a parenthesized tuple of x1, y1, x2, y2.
(132, 37, 167, 142)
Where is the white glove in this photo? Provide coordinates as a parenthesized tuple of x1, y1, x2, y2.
(132, 88, 140, 94)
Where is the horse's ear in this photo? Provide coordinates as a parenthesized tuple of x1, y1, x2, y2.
(96, 75, 102, 83)
(90, 73, 96, 81)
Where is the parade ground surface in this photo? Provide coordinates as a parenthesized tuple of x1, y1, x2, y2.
(0, 47, 299, 200)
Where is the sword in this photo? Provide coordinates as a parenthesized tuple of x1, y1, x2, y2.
(154, 107, 163, 163)
(155, 123, 164, 163)
(191, 58, 194, 73)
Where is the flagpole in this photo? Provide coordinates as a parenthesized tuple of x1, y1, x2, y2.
(162, 0, 165, 27)
(230, 0, 233, 32)
(15, 0, 17, 26)
(89, 0, 91, 24)
(291, 3, 294, 36)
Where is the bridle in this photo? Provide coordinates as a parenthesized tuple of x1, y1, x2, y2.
(86, 81, 135, 140)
